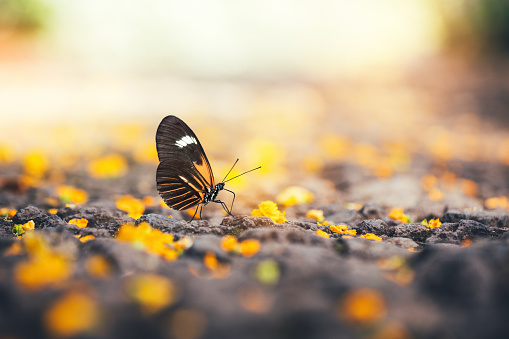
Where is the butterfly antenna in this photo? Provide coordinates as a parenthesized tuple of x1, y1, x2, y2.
(223, 166, 261, 183)
(221, 158, 239, 182)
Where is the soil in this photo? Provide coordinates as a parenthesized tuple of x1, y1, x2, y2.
(1, 153, 509, 339)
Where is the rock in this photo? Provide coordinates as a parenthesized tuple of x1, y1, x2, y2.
(337, 237, 412, 260)
(220, 216, 276, 236)
(385, 237, 420, 250)
(239, 227, 331, 248)
(80, 238, 163, 274)
(57, 206, 135, 234)
(426, 220, 507, 245)
(0, 237, 15, 254)
(410, 240, 509, 338)
(136, 213, 176, 229)
(456, 220, 506, 241)
(359, 201, 385, 220)
(353, 219, 388, 236)
(412, 244, 493, 312)
(443, 208, 509, 228)
(12, 206, 67, 229)
(392, 223, 430, 243)
(185, 235, 229, 260)
(80, 227, 111, 238)
(0, 218, 13, 237)
(292, 221, 322, 231)
(425, 223, 459, 245)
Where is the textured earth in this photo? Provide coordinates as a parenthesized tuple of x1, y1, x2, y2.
(1, 156, 509, 339)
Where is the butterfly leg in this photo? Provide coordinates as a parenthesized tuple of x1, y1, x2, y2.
(223, 189, 236, 215)
(214, 200, 234, 217)
(199, 205, 204, 220)
(189, 205, 200, 223)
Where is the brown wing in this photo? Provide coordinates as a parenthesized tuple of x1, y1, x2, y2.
(156, 158, 210, 210)
(156, 115, 215, 188)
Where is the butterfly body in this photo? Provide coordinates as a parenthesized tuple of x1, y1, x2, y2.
(203, 182, 224, 204)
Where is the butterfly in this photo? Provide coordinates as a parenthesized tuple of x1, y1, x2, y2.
(156, 115, 260, 221)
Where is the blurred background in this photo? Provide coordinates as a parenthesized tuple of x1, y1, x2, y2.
(2, 0, 509, 215)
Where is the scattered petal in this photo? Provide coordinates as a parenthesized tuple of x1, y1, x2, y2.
(23, 150, 48, 179)
(306, 209, 324, 222)
(315, 229, 330, 238)
(239, 239, 261, 257)
(428, 188, 444, 201)
(330, 225, 348, 233)
(426, 218, 442, 229)
(14, 234, 72, 290)
(80, 235, 96, 243)
(12, 220, 35, 236)
(345, 203, 362, 211)
(251, 201, 287, 224)
(485, 196, 507, 209)
(126, 274, 175, 314)
(388, 208, 411, 223)
(0, 208, 17, 218)
(339, 288, 387, 325)
(88, 153, 128, 179)
(116, 195, 145, 219)
(68, 218, 88, 229)
(461, 238, 473, 248)
(56, 185, 88, 205)
(220, 235, 238, 252)
(85, 255, 112, 279)
(359, 233, 382, 241)
(276, 186, 314, 207)
(45, 292, 99, 337)
(203, 252, 230, 279)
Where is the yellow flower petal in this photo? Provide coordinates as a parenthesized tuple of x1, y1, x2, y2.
(88, 153, 128, 179)
(388, 208, 411, 223)
(116, 195, 145, 219)
(306, 209, 324, 222)
(80, 235, 96, 243)
(220, 235, 238, 252)
(276, 186, 314, 207)
(251, 201, 287, 224)
(85, 255, 112, 279)
(126, 274, 175, 314)
(68, 218, 88, 229)
(56, 185, 88, 205)
(15, 254, 71, 290)
(485, 196, 507, 209)
(359, 233, 382, 241)
(426, 218, 442, 229)
(239, 239, 261, 258)
(339, 288, 387, 324)
(315, 229, 330, 238)
(330, 225, 348, 233)
(45, 292, 99, 337)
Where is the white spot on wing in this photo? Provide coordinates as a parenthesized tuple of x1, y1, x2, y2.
(175, 135, 197, 148)
(179, 175, 188, 183)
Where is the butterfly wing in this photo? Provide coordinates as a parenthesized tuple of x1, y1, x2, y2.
(156, 115, 215, 188)
(157, 156, 208, 210)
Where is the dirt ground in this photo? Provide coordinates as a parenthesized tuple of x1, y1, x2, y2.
(2, 57, 509, 339)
